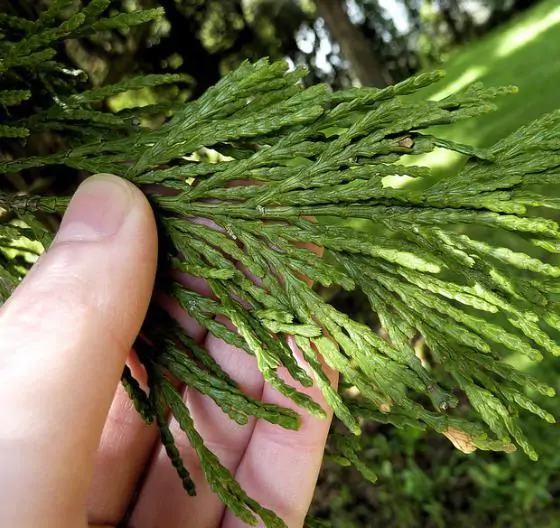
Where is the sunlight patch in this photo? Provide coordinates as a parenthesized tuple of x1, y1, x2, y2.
(496, 6, 560, 58)
(382, 174, 418, 189)
(402, 148, 463, 171)
(428, 65, 487, 101)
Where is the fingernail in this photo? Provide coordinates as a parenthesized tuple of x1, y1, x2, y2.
(55, 175, 133, 243)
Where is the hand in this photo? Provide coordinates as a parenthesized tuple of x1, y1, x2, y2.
(0, 174, 336, 528)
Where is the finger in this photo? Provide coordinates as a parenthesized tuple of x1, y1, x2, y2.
(0, 174, 158, 527)
(223, 339, 338, 528)
(87, 285, 210, 526)
(86, 351, 156, 527)
(100, 218, 224, 526)
(132, 223, 269, 528)
(130, 315, 264, 528)
(133, 239, 327, 527)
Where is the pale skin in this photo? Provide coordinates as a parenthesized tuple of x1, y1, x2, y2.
(0, 174, 336, 528)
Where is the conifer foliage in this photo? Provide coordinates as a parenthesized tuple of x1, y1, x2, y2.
(1, 2, 560, 526)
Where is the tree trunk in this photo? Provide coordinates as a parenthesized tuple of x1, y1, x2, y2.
(314, 0, 389, 87)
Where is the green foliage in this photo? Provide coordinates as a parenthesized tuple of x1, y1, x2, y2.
(1, 3, 560, 526)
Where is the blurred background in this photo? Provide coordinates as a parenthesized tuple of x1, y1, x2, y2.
(6, 0, 560, 525)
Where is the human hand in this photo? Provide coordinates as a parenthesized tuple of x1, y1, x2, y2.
(0, 174, 336, 528)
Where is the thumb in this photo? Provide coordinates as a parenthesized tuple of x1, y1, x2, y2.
(0, 174, 158, 527)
